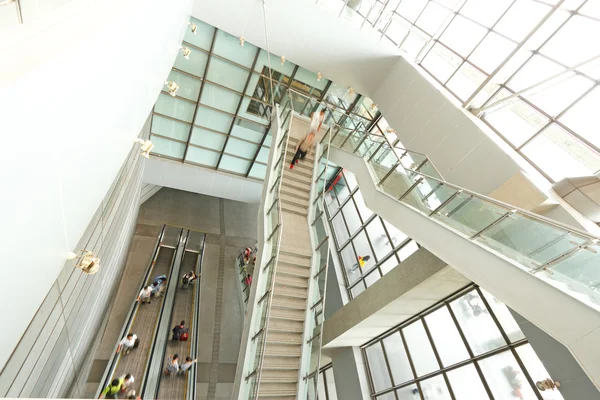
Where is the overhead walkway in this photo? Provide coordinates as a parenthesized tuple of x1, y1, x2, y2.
(320, 121, 600, 388)
(96, 226, 205, 399)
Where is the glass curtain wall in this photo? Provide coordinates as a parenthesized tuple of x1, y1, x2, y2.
(151, 18, 380, 181)
(323, 167, 419, 299)
(362, 284, 564, 400)
(317, 363, 338, 400)
(313, 0, 600, 183)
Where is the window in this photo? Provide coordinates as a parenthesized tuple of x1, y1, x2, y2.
(361, 286, 563, 399)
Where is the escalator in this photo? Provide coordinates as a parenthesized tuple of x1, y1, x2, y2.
(96, 225, 181, 398)
(96, 227, 206, 399)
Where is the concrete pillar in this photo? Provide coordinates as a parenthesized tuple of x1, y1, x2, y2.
(510, 309, 600, 399)
(325, 347, 371, 400)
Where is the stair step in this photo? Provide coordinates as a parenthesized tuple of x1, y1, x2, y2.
(256, 382, 298, 397)
(286, 164, 314, 179)
(265, 342, 302, 357)
(277, 263, 311, 278)
(274, 284, 307, 299)
(271, 306, 306, 321)
(280, 192, 309, 209)
(275, 274, 308, 289)
(284, 168, 313, 183)
(266, 331, 304, 345)
(272, 294, 309, 310)
(260, 369, 300, 383)
(280, 248, 312, 260)
(281, 178, 311, 193)
(281, 202, 308, 217)
(268, 317, 305, 332)
(278, 252, 311, 267)
(263, 356, 301, 370)
(280, 188, 310, 201)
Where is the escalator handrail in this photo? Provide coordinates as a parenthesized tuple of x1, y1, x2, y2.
(139, 229, 186, 396)
(95, 224, 167, 398)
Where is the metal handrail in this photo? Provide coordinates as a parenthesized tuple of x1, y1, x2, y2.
(248, 96, 294, 399)
(95, 225, 167, 398)
(334, 111, 600, 243)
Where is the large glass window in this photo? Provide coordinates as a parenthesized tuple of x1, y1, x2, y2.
(324, 168, 420, 299)
(319, 0, 600, 184)
(151, 17, 379, 181)
(361, 285, 564, 399)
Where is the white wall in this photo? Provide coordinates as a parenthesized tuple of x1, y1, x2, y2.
(192, 0, 398, 97)
(0, 0, 193, 370)
(373, 57, 523, 195)
(144, 157, 263, 203)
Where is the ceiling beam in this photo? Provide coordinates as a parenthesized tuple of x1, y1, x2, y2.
(215, 47, 262, 170)
(181, 29, 218, 163)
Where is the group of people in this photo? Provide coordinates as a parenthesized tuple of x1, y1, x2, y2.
(136, 274, 168, 304)
(102, 270, 200, 397)
(239, 246, 257, 289)
(164, 320, 195, 376)
(99, 374, 136, 399)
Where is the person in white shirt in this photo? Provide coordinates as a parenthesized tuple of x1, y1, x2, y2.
(117, 333, 137, 355)
(291, 108, 326, 169)
(136, 286, 152, 304)
(179, 357, 197, 375)
(120, 374, 134, 393)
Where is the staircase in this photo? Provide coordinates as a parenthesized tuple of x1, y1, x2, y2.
(258, 137, 314, 398)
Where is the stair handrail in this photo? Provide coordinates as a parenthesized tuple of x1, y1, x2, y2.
(327, 113, 600, 243)
(242, 96, 294, 399)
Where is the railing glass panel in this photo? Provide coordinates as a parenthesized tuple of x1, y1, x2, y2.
(328, 115, 600, 311)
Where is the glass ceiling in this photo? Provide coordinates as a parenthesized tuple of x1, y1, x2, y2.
(314, 0, 600, 183)
(150, 18, 379, 181)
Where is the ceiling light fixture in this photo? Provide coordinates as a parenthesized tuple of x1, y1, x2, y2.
(181, 46, 191, 59)
(348, 87, 355, 96)
(134, 138, 155, 158)
(188, 21, 197, 34)
(239, 36, 245, 47)
(71, 250, 100, 275)
(280, 56, 286, 65)
(317, 72, 323, 81)
(164, 80, 179, 97)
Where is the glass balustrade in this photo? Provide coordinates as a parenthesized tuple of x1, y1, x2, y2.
(326, 118, 600, 312)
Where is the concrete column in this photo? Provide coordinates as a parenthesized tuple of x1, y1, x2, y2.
(325, 347, 371, 400)
(323, 248, 470, 348)
(510, 309, 600, 399)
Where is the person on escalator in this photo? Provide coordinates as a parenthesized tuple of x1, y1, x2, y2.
(136, 286, 152, 304)
(172, 320, 188, 341)
(99, 378, 124, 399)
(116, 333, 138, 355)
(181, 271, 198, 289)
(290, 108, 326, 169)
(164, 354, 180, 376)
(179, 357, 198, 375)
(120, 374, 134, 394)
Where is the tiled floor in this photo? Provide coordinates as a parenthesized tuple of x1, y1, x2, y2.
(83, 188, 259, 399)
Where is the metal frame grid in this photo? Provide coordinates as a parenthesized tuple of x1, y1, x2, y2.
(305, 362, 338, 400)
(151, 19, 380, 181)
(360, 284, 556, 400)
(315, 0, 600, 184)
(318, 167, 420, 299)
